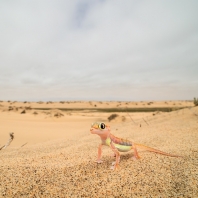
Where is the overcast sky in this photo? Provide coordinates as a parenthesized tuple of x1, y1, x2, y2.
(0, 0, 198, 101)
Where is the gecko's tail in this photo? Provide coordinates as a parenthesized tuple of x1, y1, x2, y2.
(135, 143, 182, 157)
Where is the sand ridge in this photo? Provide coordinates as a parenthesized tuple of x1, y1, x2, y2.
(0, 101, 197, 197)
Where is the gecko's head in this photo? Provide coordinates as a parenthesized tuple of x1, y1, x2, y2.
(90, 122, 110, 136)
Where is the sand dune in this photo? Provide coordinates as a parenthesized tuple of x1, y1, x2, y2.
(0, 101, 197, 197)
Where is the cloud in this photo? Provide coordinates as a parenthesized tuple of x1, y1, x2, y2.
(0, 0, 198, 101)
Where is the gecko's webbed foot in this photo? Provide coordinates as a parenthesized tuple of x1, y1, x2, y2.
(95, 159, 103, 163)
(110, 163, 120, 170)
(110, 162, 120, 170)
(132, 155, 141, 161)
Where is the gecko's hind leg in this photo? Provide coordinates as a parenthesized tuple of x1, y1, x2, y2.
(110, 142, 120, 170)
(132, 144, 141, 160)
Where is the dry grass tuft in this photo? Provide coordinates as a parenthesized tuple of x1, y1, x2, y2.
(0, 132, 14, 150)
(108, 114, 119, 122)
(21, 110, 26, 114)
(121, 116, 126, 122)
(54, 112, 64, 118)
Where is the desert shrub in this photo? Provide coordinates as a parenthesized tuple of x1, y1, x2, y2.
(122, 116, 126, 122)
(108, 114, 119, 122)
(194, 98, 198, 106)
(21, 110, 26, 114)
(25, 106, 32, 110)
(54, 112, 64, 118)
(8, 106, 13, 111)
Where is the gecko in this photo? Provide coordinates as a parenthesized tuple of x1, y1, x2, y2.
(90, 122, 181, 170)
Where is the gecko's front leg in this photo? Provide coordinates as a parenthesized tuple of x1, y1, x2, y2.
(110, 142, 120, 170)
(95, 144, 103, 163)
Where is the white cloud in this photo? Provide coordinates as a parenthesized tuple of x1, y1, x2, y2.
(0, 0, 198, 101)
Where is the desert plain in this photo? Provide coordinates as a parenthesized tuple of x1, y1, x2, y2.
(0, 100, 197, 197)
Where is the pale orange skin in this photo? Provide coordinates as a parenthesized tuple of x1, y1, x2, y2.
(90, 122, 181, 170)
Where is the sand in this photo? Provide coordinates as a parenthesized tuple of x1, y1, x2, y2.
(0, 100, 197, 197)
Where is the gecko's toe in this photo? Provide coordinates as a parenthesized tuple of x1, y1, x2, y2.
(132, 156, 137, 161)
(110, 164, 120, 170)
(95, 159, 103, 163)
(132, 156, 141, 161)
(111, 161, 116, 166)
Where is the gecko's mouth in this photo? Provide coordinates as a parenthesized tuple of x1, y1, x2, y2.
(90, 127, 103, 134)
(90, 128, 94, 134)
(90, 128, 96, 134)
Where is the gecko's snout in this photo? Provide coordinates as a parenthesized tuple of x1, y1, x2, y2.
(90, 128, 95, 134)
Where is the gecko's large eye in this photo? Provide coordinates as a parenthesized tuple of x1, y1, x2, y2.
(99, 123, 105, 130)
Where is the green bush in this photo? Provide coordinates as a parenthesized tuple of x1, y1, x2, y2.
(193, 98, 198, 106)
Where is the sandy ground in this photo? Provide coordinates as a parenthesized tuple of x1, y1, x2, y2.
(0, 100, 197, 197)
